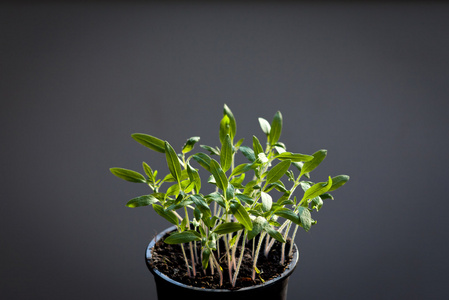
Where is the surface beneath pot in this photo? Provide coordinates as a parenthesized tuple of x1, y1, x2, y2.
(150, 232, 295, 290)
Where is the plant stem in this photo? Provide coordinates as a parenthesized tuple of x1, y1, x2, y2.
(280, 221, 292, 265)
(231, 230, 242, 270)
(251, 231, 267, 280)
(180, 243, 192, 278)
(211, 252, 223, 286)
(289, 223, 300, 257)
(231, 230, 247, 287)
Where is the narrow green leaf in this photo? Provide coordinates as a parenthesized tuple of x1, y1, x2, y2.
(230, 173, 245, 188)
(297, 206, 312, 231)
(269, 111, 282, 145)
(213, 222, 245, 235)
(258, 117, 271, 136)
(152, 204, 179, 226)
(274, 208, 300, 225)
(189, 195, 211, 218)
(166, 198, 193, 211)
(276, 152, 314, 162)
(235, 138, 245, 149)
(182, 136, 200, 154)
(126, 195, 159, 208)
(302, 176, 333, 202)
(264, 224, 285, 243)
(320, 193, 334, 200)
(301, 149, 327, 175)
(225, 183, 235, 201)
(239, 146, 256, 162)
(162, 169, 189, 183)
(186, 162, 201, 194)
(266, 160, 291, 185)
(260, 191, 272, 212)
(205, 192, 226, 208)
(192, 153, 211, 171)
(247, 216, 265, 240)
(142, 162, 155, 182)
(131, 133, 165, 153)
(220, 134, 233, 172)
(110, 168, 146, 183)
(200, 145, 220, 156)
(328, 175, 350, 192)
(223, 104, 237, 142)
(219, 114, 231, 145)
(252, 136, 264, 157)
(235, 193, 255, 205)
(165, 141, 182, 184)
(164, 230, 201, 244)
(310, 196, 323, 211)
(202, 248, 211, 269)
(230, 201, 253, 231)
(209, 159, 228, 191)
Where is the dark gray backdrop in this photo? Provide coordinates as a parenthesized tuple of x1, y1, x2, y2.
(1, 2, 448, 299)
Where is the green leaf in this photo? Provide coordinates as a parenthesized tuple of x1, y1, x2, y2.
(274, 207, 300, 225)
(182, 136, 200, 154)
(131, 133, 165, 153)
(142, 162, 155, 183)
(239, 146, 256, 162)
(297, 206, 312, 231)
(162, 169, 189, 183)
(110, 168, 146, 183)
(302, 176, 333, 202)
(252, 136, 264, 157)
(266, 160, 291, 185)
(209, 159, 228, 191)
(186, 162, 201, 194)
(152, 204, 179, 226)
(164, 230, 201, 244)
(213, 222, 245, 235)
(300, 149, 327, 175)
(235, 193, 255, 205)
(192, 153, 211, 171)
(225, 183, 235, 201)
(166, 197, 193, 211)
(260, 191, 272, 212)
(320, 193, 334, 200)
(328, 175, 350, 192)
(200, 145, 220, 156)
(189, 195, 211, 218)
(219, 114, 231, 145)
(247, 216, 265, 240)
(165, 141, 182, 185)
(235, 138, 245, 149)
(230, 201, 253, 231)
(269, 111, 282, 145)
(258, 117, 271, 136)
(202, 248, 211, 269)
(310, 196, 323, 211)
(230, 173, 245, 188)
(223, 104, 237, 142)
(205, 192, 226, 208)
(264, 224, 286, 243)
(276, 152, 314, 162)
(126, 194, 159, 208)
(220, 134, 233, 172)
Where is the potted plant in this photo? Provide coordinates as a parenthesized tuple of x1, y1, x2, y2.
(110, 104, 349, 300)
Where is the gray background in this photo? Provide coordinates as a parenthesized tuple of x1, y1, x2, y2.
(1, 2, 448, 299)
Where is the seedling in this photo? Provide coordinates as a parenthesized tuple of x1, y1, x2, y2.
(111, 104, 349, 287)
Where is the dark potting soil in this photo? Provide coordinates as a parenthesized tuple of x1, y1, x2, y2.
(150, 232, 294, 290)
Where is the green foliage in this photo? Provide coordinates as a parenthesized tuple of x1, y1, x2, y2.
(111, 104, 349, 287)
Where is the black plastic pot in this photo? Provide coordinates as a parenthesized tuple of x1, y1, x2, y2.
(145, 226, 299, 300)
